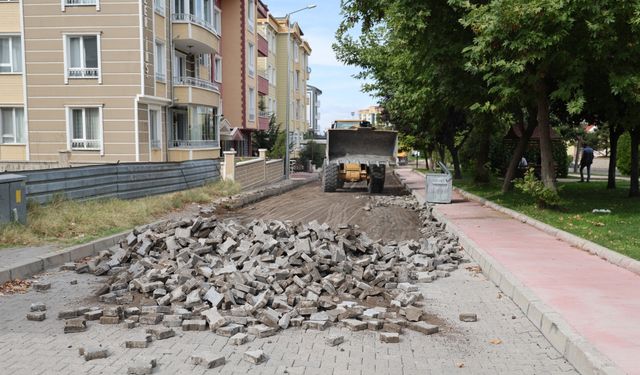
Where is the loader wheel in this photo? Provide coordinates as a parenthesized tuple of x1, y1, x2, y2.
(367, 165, 386, 194)
(323, 162, 339, 192)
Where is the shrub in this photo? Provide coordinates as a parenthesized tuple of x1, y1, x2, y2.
(514, 169, 562, 209)
(617, 133, 632, 176)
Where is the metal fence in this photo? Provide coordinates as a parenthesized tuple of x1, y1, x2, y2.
(14, 159, 221, 204)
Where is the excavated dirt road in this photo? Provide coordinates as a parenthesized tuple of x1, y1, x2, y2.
(227, 172, 422, 242)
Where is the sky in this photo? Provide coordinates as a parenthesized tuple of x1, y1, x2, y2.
(265, 0, 375, 133)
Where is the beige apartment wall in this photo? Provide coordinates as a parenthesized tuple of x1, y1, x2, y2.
(221, 0, 244, 129)
(23, 0, 143, 162)
(0, 75, 24, 104)
(0, 2, 20, 32)
(0, 145, 27, 161)
(275, 33, 289, 128)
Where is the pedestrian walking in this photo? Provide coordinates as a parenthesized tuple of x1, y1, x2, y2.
(579, 144, 594, 182)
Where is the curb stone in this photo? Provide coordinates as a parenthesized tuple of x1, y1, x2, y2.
(452, 186, 640, 277)
(393, 168, 624, 375)
(0, 175, 318, 283)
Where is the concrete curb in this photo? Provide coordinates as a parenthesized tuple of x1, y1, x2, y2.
(453, 186, 640, 277)
(393, 168, 624, 375)
(0, 176, 318, 283)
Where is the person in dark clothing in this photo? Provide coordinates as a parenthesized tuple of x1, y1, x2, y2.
(579, 144, 595, 182)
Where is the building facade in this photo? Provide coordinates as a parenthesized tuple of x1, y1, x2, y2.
(0, 0, 311, 163)
(0, 0, 227, 164)
(358, 105, 383, 127)
(306, 84, 322, 136)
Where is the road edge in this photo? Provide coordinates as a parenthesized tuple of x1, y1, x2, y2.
(393, 168, 624, 375)
(0, 175, 318, 284)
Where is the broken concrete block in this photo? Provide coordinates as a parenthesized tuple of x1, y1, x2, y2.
(247, 324, 276, 338)
(33, 282, 51, 291)
(403, 306, 423, 322)
(139, 314, 163, 325)
(84, 310, 103, 321)
(191, 354, 226, 369)
(100, 316, 120, 325)
(229, 332, 249, 345)
(302, 320, 329, 331)
(342, 319, 367, 331)
(409, 321, 439, 335)
(79, 347, 108, 361)
(128, 358, 157, 375)
(125, 335, 152, 348)
(459, 313, 477, 322)
(58, 309, 78, 320)
(30, 303, 46, 312)
(182, 320, 207, 331)
(64, 318, 87, 333)
(243, 350, 266, 364)
(380, 332, 400, 343)
(27, 312, 46, 321)
(326, 335, 344, 347)
(146, 327, 175, 340)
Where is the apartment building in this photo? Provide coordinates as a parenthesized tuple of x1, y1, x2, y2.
(257, 9, 278, 129)
(0, 0, 223, 164)
(306, 84, 322, 136)
(358, 105, 383, 127)
(273, 17, 311, 149)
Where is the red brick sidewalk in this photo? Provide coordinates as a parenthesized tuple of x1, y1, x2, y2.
(396, 167, 640, 375)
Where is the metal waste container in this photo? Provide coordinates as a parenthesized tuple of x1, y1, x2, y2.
(0, 174, 27, 224)
(425, 162, 452, 204)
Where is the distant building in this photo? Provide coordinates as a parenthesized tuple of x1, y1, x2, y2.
(306, 85, 322, 136)
(358, 106, 383, 126)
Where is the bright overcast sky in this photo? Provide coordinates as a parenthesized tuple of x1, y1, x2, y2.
(265, 0, 376, 133)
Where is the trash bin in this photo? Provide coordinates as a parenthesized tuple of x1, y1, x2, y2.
(0, 173, 27, 225)
(425, 162, 452, 204)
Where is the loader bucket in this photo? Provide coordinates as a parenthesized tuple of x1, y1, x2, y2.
(327, 128, 398, 165)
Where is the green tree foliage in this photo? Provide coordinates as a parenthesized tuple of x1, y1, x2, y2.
(618, 133, 633, 176)
(298, 140, 326, 169)
(252, 115, 280, 153)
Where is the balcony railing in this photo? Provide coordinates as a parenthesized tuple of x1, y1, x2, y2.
(150, 139, 162, 149)
(170, 140, 217, 148)
(172, 13, 216, 35)
(174, 76, 220, 92)
(259, 111, 272, 118)
(68, 67, 99, 78)
(65, 0, 97, 5)
(248, 113, 256, 122)
(72, 139, 101, 150)
(155, 72, 166, 82)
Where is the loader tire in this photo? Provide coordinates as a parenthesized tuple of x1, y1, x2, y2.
(323, 162, 338, 192)
(367, 165, 386, 194)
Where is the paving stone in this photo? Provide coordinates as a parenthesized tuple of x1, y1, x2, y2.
(342, 319, 367, 331)
(247, 324, 277, 338)
(229, 332, 249, 345)
(326, 335, 344, 347)
(125, 334, 152, 348)
(33, 282, 51, 291)
(182, 320, 207, 331)
(409, 321, 439, 335)
(139, 314, 163, 325)
(84, 310, 103, 321)
(79, 347, 108, 361)
(215, 323, 243, 337)
(146, 327, 175, 340)
(380, 332, 400, 343)
(26, 312, 46, 321)
(243, 349, 266, 364)
(459, 313, 478, 322)
(30, 303, 46, 312)
(191, 354, 226, 369)
(100, 316, 121, 325)
(64, 318, 87, 333)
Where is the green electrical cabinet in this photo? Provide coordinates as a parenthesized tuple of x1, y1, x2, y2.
(0, 174, 27, 225)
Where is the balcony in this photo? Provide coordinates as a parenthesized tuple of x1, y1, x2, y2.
(65, 0, 97, 6)
(172, 13, 220, 55)
(68, 67, 99, 79)
(174, 76, 221, 107)
(258, 111, 271, 130)
(258, 75, 269, 95)
(257, 34, 268, 57)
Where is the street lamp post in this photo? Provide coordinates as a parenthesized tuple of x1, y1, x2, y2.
(284, 4, 316, 179)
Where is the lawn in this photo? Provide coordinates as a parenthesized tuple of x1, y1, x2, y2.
(0, 180, 240, 249)
(454, 177, 640, 260)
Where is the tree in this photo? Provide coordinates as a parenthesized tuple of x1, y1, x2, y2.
(252, 115, 279, 152)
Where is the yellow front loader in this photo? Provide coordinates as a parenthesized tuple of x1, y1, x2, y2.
(322, 120, 398, 194)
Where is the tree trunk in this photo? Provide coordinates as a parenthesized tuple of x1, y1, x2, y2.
(607, 126, 621, 190)
(573, 138, 582, 173)
(629, 127, 640, 197)
(502, 112, 537, 193)
(448, 144, 462, 179)
(474, 122, 491, 183)
(535, 79, 557, 191)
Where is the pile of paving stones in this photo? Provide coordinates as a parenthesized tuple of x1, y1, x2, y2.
(59, 198, 464, 349)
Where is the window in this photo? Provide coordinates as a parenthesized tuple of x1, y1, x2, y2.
(296, 99, 300, 120)
(173, 51, 186, 79)
(247, 0, 255, 32)
(0, 36, 22, 73)
(294, 70, 299, 92)
(67, 107, 101, 150)
(65, 35, 100, 83)
(173, 0, 214, 31)
(294, 43, 299, 62)
(155, 41, 165, 81)
(171, 106, 218, 147)
(213, 7, 221, 35)
(149, 109, 161, 149)
(154, 0, 164, 14)
(247, 42, 255, 77)
(214, 56, 222, 82)
(62, 0, 99, 11)
(248, 88, 256, 122)
(0, 108, 25, 144)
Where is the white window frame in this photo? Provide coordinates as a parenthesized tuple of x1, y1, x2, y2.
(154, 0, 165, 15)
(213, 6, 222, 36)
(61, 0, 100, 12)
(0, 107, 25, 144)
(248, 87, 256, 122)
(0, 35, 22, 74)
(65, 105, 104, 154)
(214, 55, 222, 83)
(155, 40, 166, 82)
(148, 106, 162, 150)
(63, 33, 102, 84)
(247, 42, 255, 77)
(294, 43, 299, 63)
(247, 0, 255, 33)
